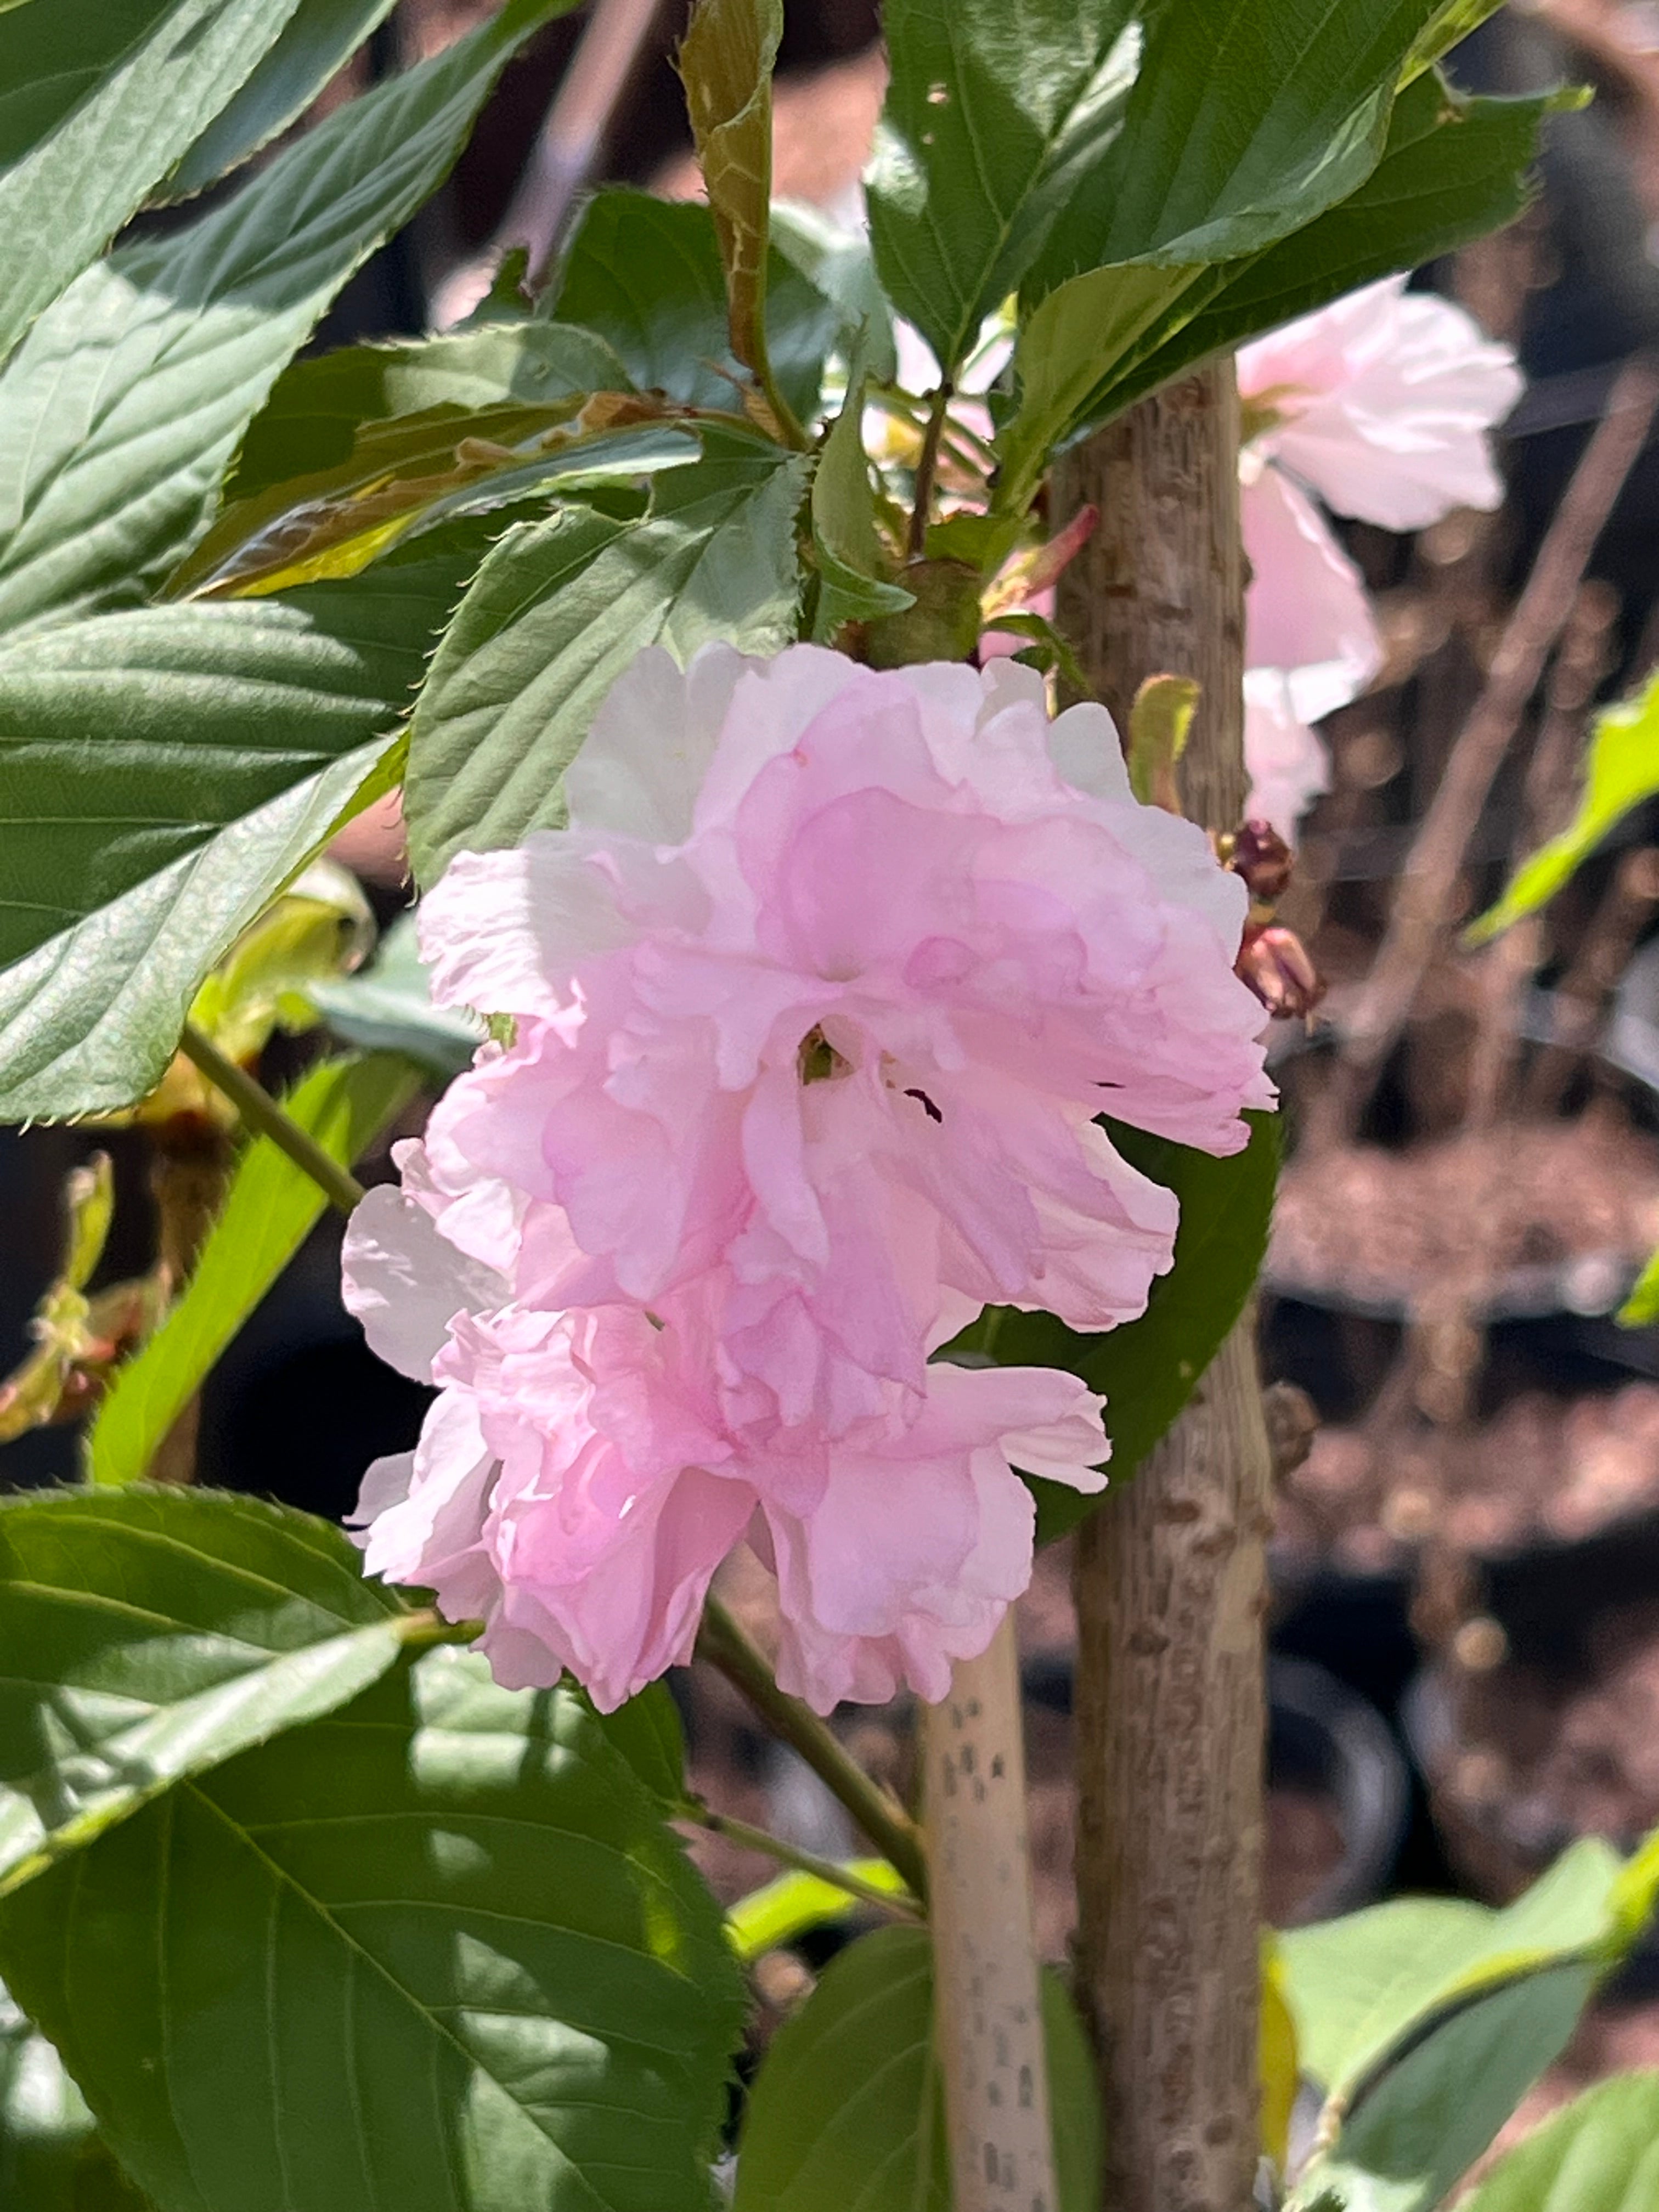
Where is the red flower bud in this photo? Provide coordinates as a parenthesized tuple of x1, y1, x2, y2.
(1237, 922, 1324, 1022)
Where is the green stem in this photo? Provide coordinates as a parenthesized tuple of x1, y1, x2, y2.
(682, 1802, 922, 1920)
(178, 1026, 365, 1217)
(695, 1596, 930, 1901)
(906, 380, 954, 558)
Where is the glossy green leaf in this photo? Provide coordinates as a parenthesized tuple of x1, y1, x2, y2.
(0, 1647, 747, 2212)
(87, 1055, 418, 1487)
(0, 0, 580, 633)
(307, 909, 483, 1080)
(983, 1113, 1279, 1542)
(1463, 2070, 1659, 2212)
(1282, 1835, 1640, 2104)
(163, 0, 402, 201)
(866, 0, 1137, 376)
(810, 374, 913, 639)
(404, 436, 808, 885)
(0, 1989, 150, 2212)
(726, 1860, 911, 1962)
(547, 189, 840, 426)
(0, 0, 306, 370)
(733, 1923, 1100, 2212)
(1022, 0, 1444, 292)
(1074, 72, 1558, 441)
(680, 0, 781, 402)
(0, 540, 466, 1121)
(1472, 669, 1659, 945)
(1294, 1966, 1599, 2212)
(0, 1487, 427, 1898)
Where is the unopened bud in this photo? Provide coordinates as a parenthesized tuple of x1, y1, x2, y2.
(1237, 923, 1325, 1022)
(1226, 819, 1294, 906)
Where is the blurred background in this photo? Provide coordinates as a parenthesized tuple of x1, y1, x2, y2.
(10, 0, 1659, 2145)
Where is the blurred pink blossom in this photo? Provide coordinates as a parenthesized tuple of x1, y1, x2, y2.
(346, 644, 1271, 1708)
(1238, 275, 1521, 834)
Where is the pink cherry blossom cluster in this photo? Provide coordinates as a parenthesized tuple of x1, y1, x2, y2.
(1238, 274, 1522, 837)
(344, 646, 1273, 1712)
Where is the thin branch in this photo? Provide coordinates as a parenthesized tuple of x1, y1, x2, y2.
(680, 1802, 923, 1919)
(906, 381, 954, 559)
(1317, 353, 1659, 1146)
(695, 1596, 930, 1901)
(178, 1026, 365, 1217)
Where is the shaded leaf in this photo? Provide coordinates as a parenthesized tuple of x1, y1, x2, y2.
(0, 1488, 421, 1898)
(0, 0, 305, 369)
(87, 1054, 418, 1487)
(866, 0, 1138, 376)
(592, 1681, 689, 1808)
(306, 909, 484, 1080)
(1294, 1966, 1599, 2212)
(163, 0, 401, 201)
(733, 1923, 1099, 2212)
(1462, 2070, 1659, 2212)
(983, 1113, 1279, 1543)
(679, 0, 781, 400)
(1282, 1838, 1627, 2105)
(1472, 669, 1659, 945)
(0, 539, 468, 1121)
(770, 200, 898, 386)
(0, 0, 580, 633)
(810, 374, 914, 639)
(404, 435, 808, 885)
(0, 1647, 747, 2212)
(547, 189, 840, 426)
(0, 1988, 150, 2212)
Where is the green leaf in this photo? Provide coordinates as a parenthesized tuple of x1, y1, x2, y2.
(982, 1112, 1279, 1543)
(770, 200, 898, 386)
(1472, 669, 1659, 945)
(0, 0, 580, 633)
(0, 541, 466, 1122)
(162, 0, 401, 201)
(733, 1923, 1100, 2212)
(592, 1681, 688, 1808)
(0, 1990, 150, 2212)
(1023, 0, 1445, 290)
(679, 0, 783, 406)
(306, 909, 484, 1080)
(87, 1054, 418, 1487)
(547, 189, 840, 426)
(1404, 0, 1506, 82)
(866, 0, 1138, 376)
(726, 1860, 911, 1962)
(996, 258, 1203, 515)
(810, 374, 914, 639)
(1463, 2070, 1659, 2212)
(1084, 74, 1559, 439)
(1282, 1837, 1629, 2104)
(0, 0, 307, 370)
(0, 1487, 425, 1899)
(403, 435, 808, 885)
(1295, 1966, 1599, 2212)
(223, 321, 634, 510)
(0, 1647, 747, 2212)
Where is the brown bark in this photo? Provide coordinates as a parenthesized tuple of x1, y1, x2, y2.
(1054, 362, 1273, 2212)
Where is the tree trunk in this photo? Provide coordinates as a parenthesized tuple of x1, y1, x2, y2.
(923, 1614, 1058, 2212)
(1054, 362, 1273, 2212)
